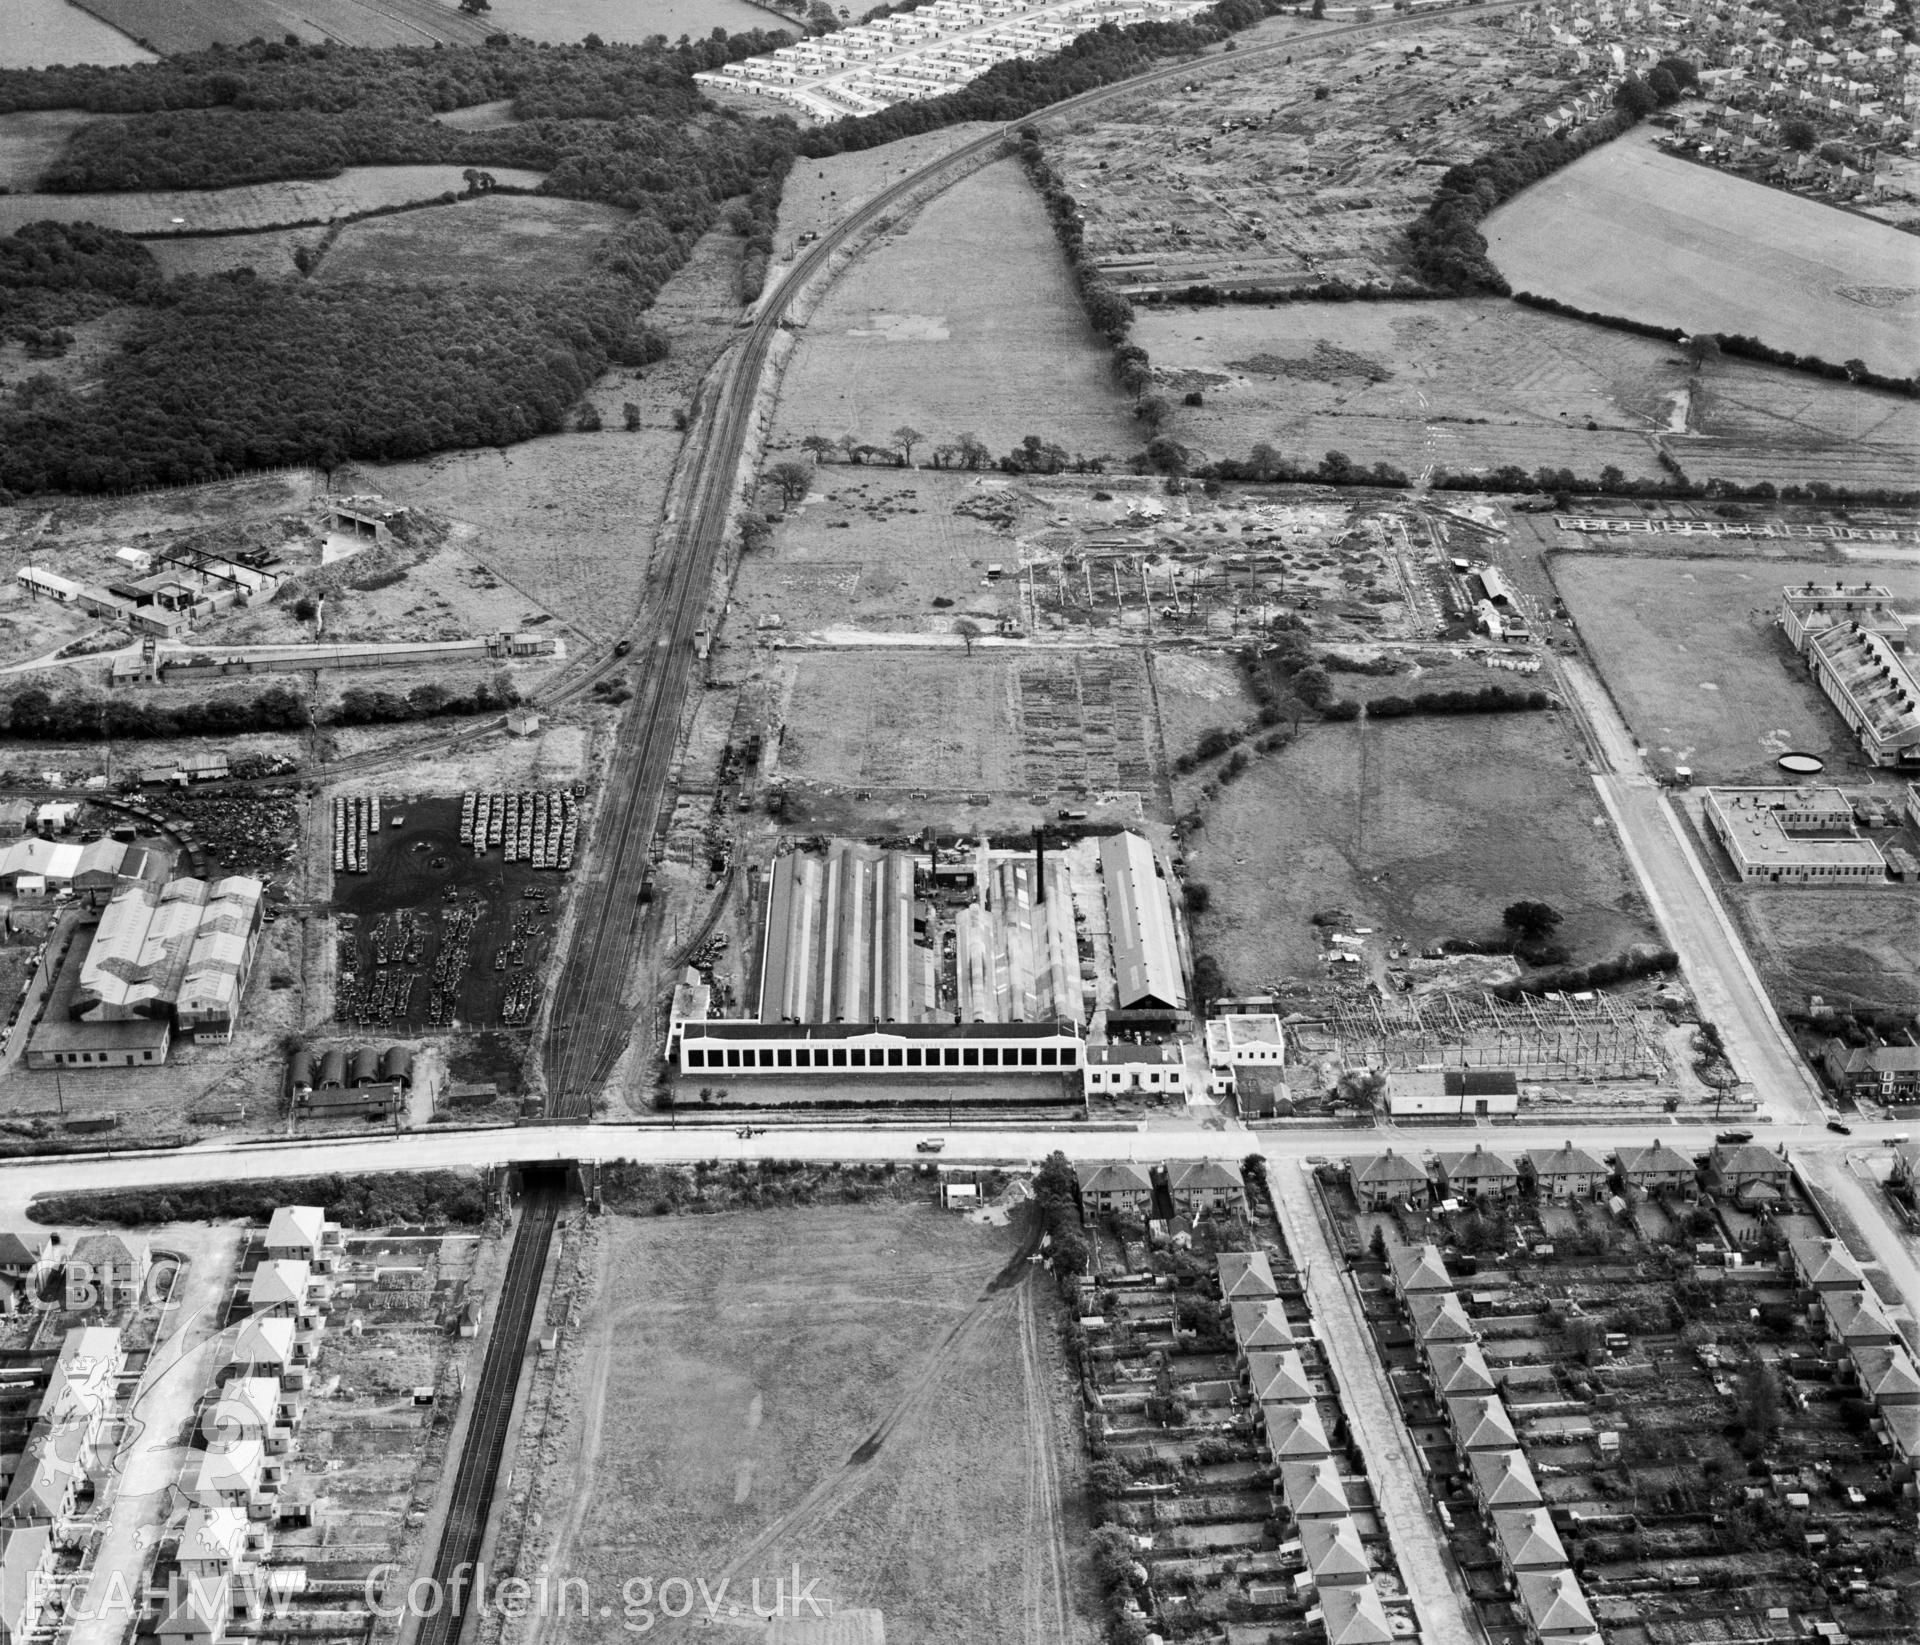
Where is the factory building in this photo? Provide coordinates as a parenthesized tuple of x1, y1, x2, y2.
(1780, 582, 1902, 652)
(1100, 832, 1186, 1012)
(758, 844, 924, 1024)
(1804, 620, 1920, 768)
(1702, 788, 1886, 883)
(679, 1020, 1083, 1073)
(955, 853, 1080, 1023)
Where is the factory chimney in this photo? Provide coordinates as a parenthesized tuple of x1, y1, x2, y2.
(1034, 828, 1046, 906)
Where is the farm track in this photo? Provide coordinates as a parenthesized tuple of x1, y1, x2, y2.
(537, 0, 1526, 1116)
(412, 1172, 563, 1645)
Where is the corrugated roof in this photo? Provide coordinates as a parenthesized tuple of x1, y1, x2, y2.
(1100, 832, 1186, 1011)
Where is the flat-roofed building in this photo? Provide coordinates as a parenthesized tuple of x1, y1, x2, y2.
(1099, 832, 1186, 1011)
(1204, 1012, 1285, 1066)
(1780, 581, 1900, 651)
(1703, 787, 1887, 882)
(1083, 1042, 1187, 1096)
(679, 1018, 1083, 1075)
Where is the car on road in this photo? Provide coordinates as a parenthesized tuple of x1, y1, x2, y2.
(1827, 1120, 1853, 1135)
(1716, 1129, 1754, 1144)
(613, 639, 632, 657)
(916, 1138, 946, 1154)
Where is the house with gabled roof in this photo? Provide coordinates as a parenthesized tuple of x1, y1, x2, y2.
(1494, 1507, 1569, 1579)
(1168, 1158, 1246, 1217)
(1278, 1457, 1350, 1522)
(1826, 1289, 1901, 1349)
(1434, 1145, 1521, 1202)
(1427, 1341, 1496, 1399)
(1317, 1584, 1395, 1645)
(63, 1233, 149, 1310)
(1409, 1291, 1477, 1346)
(1389, 1242, 1452, 1300)
(0, 1234, 49, 1288)
(1788, 1235, 1864, 1295)
(1217, 1251, 1278, 1302)
(1246, 1349, 1314, 1407)
(248, 1259, 311, 1319)
(1851, 1344, 1920, 1408)
(1517, 1568, 1600, 1644)
(1615, 1140, 1697, 1194)
(1470, 1448, 1543, 1516)
(1231, 1299, 1295, 1357)
(264, 1206, 338, 1269)
(1300, 1516, 1370, 1587)
(1074, 1162, 1154, 1220)
(1706, 1142, 1791, 1198)
(1447, 1394, 1519, 1452)
(1262, 1401, 1332, 1463)
(1526, 1142, 1609, 1201)
(174, 1503, 260, 1585)
(1348, 1149, 1430, 1209)
(223, 1315, 299, 1384)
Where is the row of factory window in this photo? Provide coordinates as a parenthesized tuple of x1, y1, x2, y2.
(684, 1043, 1081, 1069)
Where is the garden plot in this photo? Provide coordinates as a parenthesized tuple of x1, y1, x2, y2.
(1050, 24, 1586, 295)
(771, 158, 1138, 460)
(1485, 130, 1920, 379)
(0, 166, 547, 237)
(1551, 554, 1920, 784)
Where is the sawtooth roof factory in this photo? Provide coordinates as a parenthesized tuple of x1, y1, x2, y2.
(673, 829, 1189, 1079)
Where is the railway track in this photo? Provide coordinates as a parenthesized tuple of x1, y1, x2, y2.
(411, 1170, 564, 1645)
(536, 0, 1527, 1115)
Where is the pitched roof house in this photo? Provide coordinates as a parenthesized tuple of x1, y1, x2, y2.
(1075, 1161, 1154, 1219)
(1788, 1236, 1864, 1294)
(1347, 1149, 1431, 1208)
(1427, 1341, 1497, 1399)
(248, 1259, 310, 1317)
(1279, 1457, 1350, 1521)
(1614, 1140, 1697, 1193)
(0, 1525, 53, 1645)
(1317, 1584, 1395, 1645)
(1526, 1142, 1609, 1200)
(1231, 1299, 1296, 1355)
(1262, 1401, 1333, 1463)
(1246, 1349, 1315, 1407)
(1707, 1143, 1792, 1195)
(1299, 1516, 1371, 1587)
(1470, 1448, 1543, 1515)
(1389, 1242, 1453, 1299)
(1434, 1145, 1521, 1201)
(263, 1206, 331, 1264)
(1447, 1395, 1519, 1452)
(1852, 1344, 1920, 1407)
(1516, 1568, 1600, 1644)
(1494, 1507, 1569, 1577)
(1409, 1291, 1478, 1346)
(1826, 1289, 1902, 1349)
(1167, 1159, 1246, 1216)
(1217, 1251, 1278, 1302)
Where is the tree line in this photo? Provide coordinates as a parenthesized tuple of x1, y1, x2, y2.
(29, 1170, 489, 1228)
(0, 674, 520, 740)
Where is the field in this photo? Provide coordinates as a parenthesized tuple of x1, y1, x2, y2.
(354, 223, 746, 640)
(0, 166, 548, 238)
(771, 157, 1138, 460)
(1131, 298, 1920, 489)
(1049, 19, 1585, 295)
(479, 0, 773, 45)
(1711, 853, 1920, 1014)
(1184, 712, 1656, 988)
(1485, 130, 1920, 379)
(4, 0, 153, 67)
(1551, 553, 1920, 784)
(769, 121, 998, 257)
(532, 1202, 1095, 1645)
(318, 194, 631, 287)
(140, 225, 319, 281)
(0, 110, 131, 191)
(67, 0, 494, 53)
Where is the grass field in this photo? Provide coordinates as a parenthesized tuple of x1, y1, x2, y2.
(140, 226, 318, 281)
(481, 0, 772, 44)
(1734, 881, 1920, 1013)
(1485, 131, 1920, 379)
(0, 167, 547, 238)
(1133, 297, 1920, 489)
(4, 0, 153, 67)
(319, 194, 629, 286)
(1552, 553, 1920, 784)
(1185, 712, 1655, 988)
(0, 111, 131, 191)
(66, 0, 492, 53)
(772, 157, 1138, 460)
(537, 1204, 1096, 1645)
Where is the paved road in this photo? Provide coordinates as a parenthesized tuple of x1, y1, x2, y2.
(1556, 655, 1826, 1125)
(1271, 1163, 1478, 1645)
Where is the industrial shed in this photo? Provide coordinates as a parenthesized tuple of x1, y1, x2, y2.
(758, 844, 922, 1024)
(70, 876, 263, 1041)
(1099, 832, 1186, 1012)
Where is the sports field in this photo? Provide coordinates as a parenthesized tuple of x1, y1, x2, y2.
(533, 1203, 1095, 1645)
(0, 167, 547, 237)
(320, 194, 629, 286)
(1553, 553, 1920, 784)
(1485, 131, 1920, 378)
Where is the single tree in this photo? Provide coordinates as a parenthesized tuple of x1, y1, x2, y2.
(953, 618, 983, 656)
(1502, 900, 1563, 941)
(799, 433, 837, 462)
(575, 402, 603, 433)
(622, 402, 641, 432)
(1685, 332, 1721, 375)
(956, 431, 990, 470)
(891, 425, 925, 467)
(458, 0, 489, 14)
(1781, 118, 1817, 152)
(769, 460, 813, 506)
(837, 433, 864, 465)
